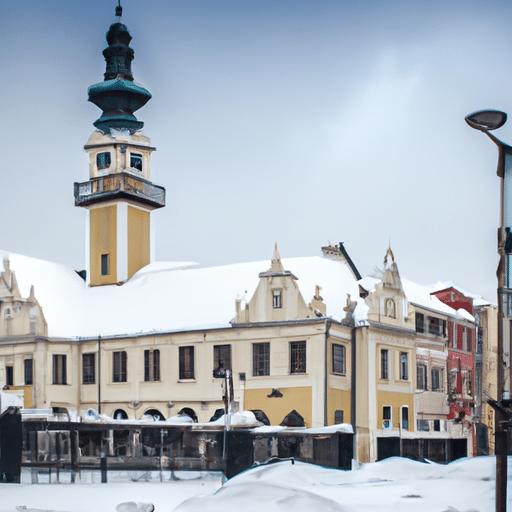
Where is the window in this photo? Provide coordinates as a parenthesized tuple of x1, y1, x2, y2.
(383, 406, 391, 428)
(179, 346, 194, 379)
(5, 366, 13, 386)
(400, 352, 408, 380)
(96, 151, 111, 169)
(213, 345, 231, 373)
(113, 351, 127, 383)
(83, 353, 95, 384)
(290, 341, 306, 374)
(273, 290, 282, 309)
(417, 419, 429, 431)
(53, 355, 67, 385)
(462, 327, 468, 351)
(433, 419, 441, 431)
(253, 343, 270, 376)
(334, 410, 344, 424)
(381, 349, 389, 380)
(428, 317, 441, 336)
(401, 406, 409, 430)
(417, 364, 427, 390)
(332, 344, 346, 374)
(144, 349, 160, 381)
(24, 359, 33, 385)
(415, 313, 424, 333)
(101, 254, 109, 276)
(130, 153, 143, 171)
(431, 368, 442, 391)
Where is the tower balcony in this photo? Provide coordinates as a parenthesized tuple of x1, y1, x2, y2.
(74, 172, 165, 209)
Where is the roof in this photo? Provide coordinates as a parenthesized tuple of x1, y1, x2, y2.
(0, 250, 361, 339)
(358, 275, 467, 318)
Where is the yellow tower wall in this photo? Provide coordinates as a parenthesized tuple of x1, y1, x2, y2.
(90, 205, 117, 286)
(128, 206, 150, 279)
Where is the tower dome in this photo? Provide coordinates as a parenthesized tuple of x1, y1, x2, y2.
(88, 20, 151, 134)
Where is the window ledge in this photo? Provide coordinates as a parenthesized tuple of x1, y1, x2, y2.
(332, 372, 346, 377)
(178, 379, 196, 383)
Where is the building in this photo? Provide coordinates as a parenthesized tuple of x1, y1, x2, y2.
(0, 11, 495, 464)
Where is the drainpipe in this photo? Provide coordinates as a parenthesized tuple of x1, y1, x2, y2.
(324, 320, 332, 426)
(351, 326, 357, 463)
(98, 335, 101, 414)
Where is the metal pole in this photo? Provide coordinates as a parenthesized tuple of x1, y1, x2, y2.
(496, 234, 507, 512)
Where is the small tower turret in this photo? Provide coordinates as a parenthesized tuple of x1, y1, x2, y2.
(74, 6, 165, 286)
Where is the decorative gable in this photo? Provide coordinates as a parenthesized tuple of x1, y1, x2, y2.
(233, 245, 314, 323)
(0, 258, 47, 337)
(364, 248, 414, 328)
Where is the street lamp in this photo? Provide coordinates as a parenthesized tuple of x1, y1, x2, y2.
(465, 109, 511, 512)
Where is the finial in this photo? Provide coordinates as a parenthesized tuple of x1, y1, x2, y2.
(116, 1, 122, 20)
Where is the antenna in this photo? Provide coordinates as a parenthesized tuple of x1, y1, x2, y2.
(115, 1, 122, 20)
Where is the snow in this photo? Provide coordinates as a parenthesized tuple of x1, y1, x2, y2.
(1, 456, 502, 512)
(456, 307, 476, 322)
(0, 389, 23, 413)
(0, 251, 361, 338)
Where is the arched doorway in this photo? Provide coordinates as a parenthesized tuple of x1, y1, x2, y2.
(250, 409, 270, 426)
(144, 408, 165, 421)
(113, 409, 128, 420)
(178, 407, 198, 422)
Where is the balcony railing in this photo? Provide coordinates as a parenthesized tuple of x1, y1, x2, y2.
(74, 173, 165, 209)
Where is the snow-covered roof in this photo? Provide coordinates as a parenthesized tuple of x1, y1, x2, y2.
(0, 250, 361, 338)
(358, 275, 458, 317)
(427, 280, 493, 307)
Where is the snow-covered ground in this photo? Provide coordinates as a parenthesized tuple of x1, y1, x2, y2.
(0, 456, 505, 512)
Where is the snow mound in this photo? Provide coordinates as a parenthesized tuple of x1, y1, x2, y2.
(174, 482, 346, 512)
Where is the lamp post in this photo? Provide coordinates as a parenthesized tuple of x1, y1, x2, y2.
(465, 109, 511, 512)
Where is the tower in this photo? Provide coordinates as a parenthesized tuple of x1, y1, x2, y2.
(74, 11, 165, 286)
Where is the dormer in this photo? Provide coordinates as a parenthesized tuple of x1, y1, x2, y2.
(364, 247, 414, 328)
(233, 245, 314, 323)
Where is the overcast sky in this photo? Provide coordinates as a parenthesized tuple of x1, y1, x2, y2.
(2, 0, 512, 302)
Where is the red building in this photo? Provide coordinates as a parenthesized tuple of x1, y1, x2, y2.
(431, 286, 476, 454)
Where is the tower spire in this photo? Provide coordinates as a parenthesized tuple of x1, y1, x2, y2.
(87, 12, 151, 134)
(115, 1, 123, 20)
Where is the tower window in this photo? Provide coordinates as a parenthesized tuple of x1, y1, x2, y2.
(101, 254, 109, 276)
(96, 151, 111, 170)
(130, 153, 143, 171)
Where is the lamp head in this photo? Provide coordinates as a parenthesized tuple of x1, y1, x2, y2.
(465, 109, 507, 132)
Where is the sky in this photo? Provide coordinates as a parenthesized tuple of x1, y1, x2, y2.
(2, 0, 512, 302)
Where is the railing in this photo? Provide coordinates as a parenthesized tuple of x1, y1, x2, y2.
(74, 173, 165, 208)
